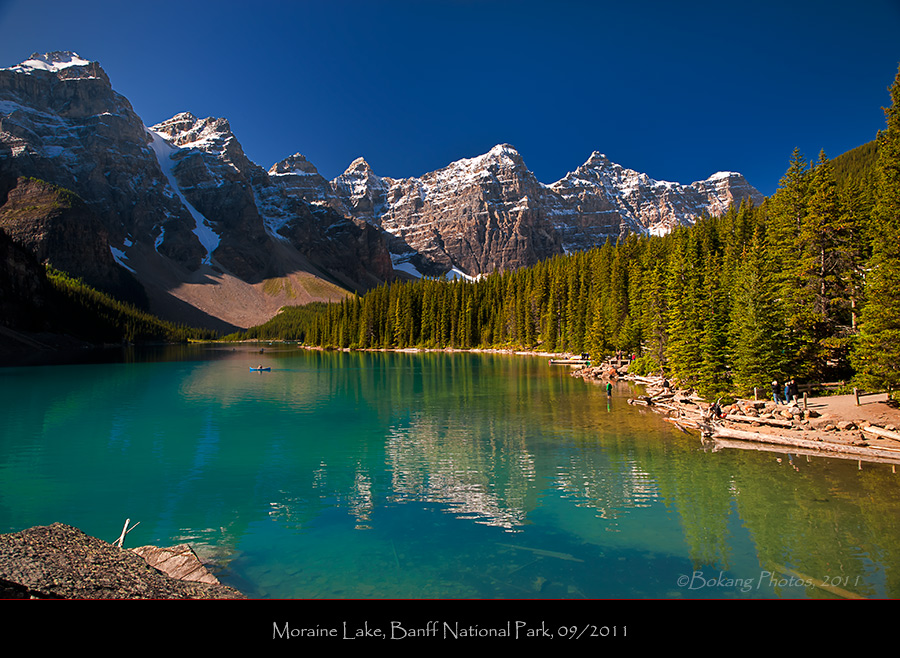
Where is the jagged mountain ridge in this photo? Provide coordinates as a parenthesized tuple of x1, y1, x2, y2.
(1, 51, 762, 329)
(547, 151, 761, 240)
(275, 143, 763, 276)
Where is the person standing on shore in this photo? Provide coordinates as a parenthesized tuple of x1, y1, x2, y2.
(772, 380, 782, 405)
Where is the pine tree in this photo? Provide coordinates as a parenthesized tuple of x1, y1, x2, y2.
(766, 149, 811, 373)
(837, 180, 870, 332)
(665, 228, 703, 385)
(638, 237, 669, 368)
(793, 151, 845, 376)
(730, 225, 788, 394)
(697, 246, 731, 399)
(607, 243, 629, 351)
(854, 65, 900, 391)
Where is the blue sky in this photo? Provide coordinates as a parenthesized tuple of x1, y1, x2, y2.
(1, 0, 898, 195)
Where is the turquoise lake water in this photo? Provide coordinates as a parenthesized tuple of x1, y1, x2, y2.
(2, 346, 899, 599)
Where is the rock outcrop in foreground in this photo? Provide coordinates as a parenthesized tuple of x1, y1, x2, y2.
(0, 523, 244, 599)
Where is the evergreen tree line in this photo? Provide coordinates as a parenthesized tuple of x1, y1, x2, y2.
(234, 67, 900, 400)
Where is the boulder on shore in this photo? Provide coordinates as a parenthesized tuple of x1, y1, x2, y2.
(0, 523, 244, 599)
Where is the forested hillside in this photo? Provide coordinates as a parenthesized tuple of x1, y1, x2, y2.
(231, 66, 900, 400)
(833, 140, 879, 190)
(0, 223, 217, 358)
(46, 268, 219, 344)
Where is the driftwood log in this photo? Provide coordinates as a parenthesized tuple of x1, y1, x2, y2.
(709, 437, 900, 467)
(723, 413, 795, 429)
(706, 424, 900, 463)
(861, 425, 900, 443)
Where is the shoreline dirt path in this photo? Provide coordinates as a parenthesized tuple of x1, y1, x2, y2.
(805, 392, 898, 427)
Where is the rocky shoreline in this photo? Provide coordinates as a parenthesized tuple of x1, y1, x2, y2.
(0, 523, 244, 599)
(572, 362, 900, 465)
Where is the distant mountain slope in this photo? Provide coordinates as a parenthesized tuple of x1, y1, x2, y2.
(0, 223, 216, 363)
(2, 51, 764, 328)
(0, 53, 381, 329)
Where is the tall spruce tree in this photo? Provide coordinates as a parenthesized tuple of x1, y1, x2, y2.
(796, 151, 849, 376)
(638, 237, 670, 369)
(665, 228, 703, 384)
(730, 225, 788, 394)
(766, 150, 811, 374)
(854, 65, 900, 391)
(697, 242, 732, 399)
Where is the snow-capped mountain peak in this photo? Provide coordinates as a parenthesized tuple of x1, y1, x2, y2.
(450, 143, 525, 171)
(343, 156, 376, 175)
(487, 143, 521, 159)
(269, 153, 320, 176)
(584, 151, 610, 166)
(333, 157, 390, 215)
(6, 51, 92, 74)
(706, 170, 742, 181)
(151, 113, 234, 152)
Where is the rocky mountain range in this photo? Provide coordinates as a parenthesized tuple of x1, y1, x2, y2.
(0, 52, 763, 330)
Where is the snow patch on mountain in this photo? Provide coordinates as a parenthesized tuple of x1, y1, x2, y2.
(109, 245, 136, 273)
(147, 129, 220, 263)
(0, 99, 80, 164)
(447, 267, 477, 282)
(391, 252, 425, 278)
(390, 251, 475, 281)
(253, 186, 293, 240)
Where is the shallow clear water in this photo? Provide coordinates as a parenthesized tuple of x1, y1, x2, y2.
(2, 346, 899, 599)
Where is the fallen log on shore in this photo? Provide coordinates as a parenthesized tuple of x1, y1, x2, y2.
(610, 374, 900, 466)
(630, 375, 662, 384)
(664, 416, 703, 430)
(663, 416, 900, 464)
(723, 413, 796, 429)
(709, 437, 900, 467)
(861, 425, 900, 443)
(707, 424, 900, 463)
